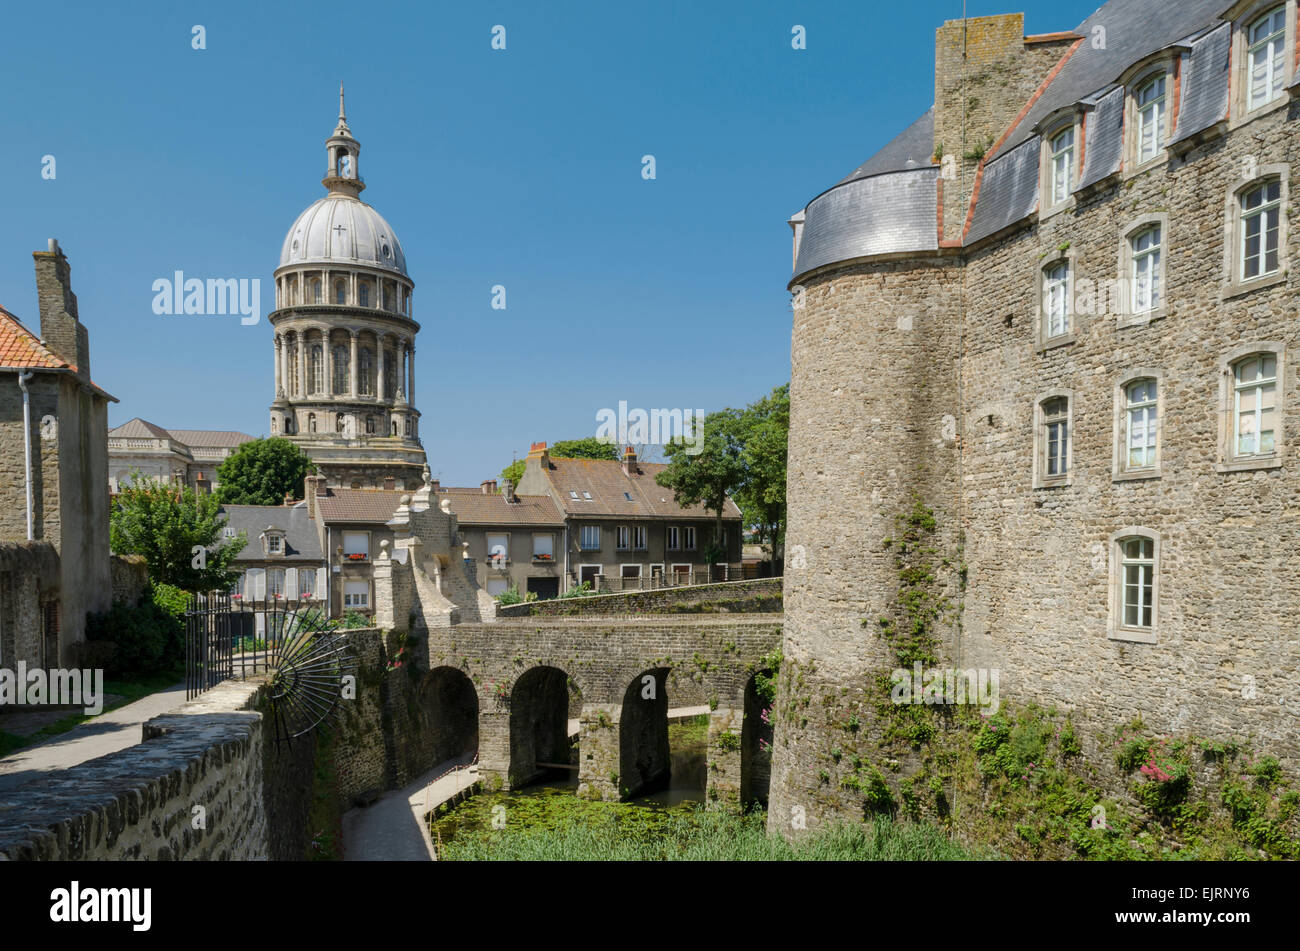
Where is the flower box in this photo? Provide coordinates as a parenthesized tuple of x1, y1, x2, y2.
(346, 553, 367, 561)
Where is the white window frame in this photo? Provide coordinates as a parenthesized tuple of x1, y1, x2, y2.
(1128, 69, 1169, 171)
(1108, 528, 1160, 644)
(1033, 390, 1074, 489)
(577, 564, 603, 589)
(298, 568, 316, 600)
(666, 525, 680, 550)
(343, 580, 370, 609)
(1117, 214, 1169, 326)
(265, 532, 283, 555)
(616, 525, 631, 550)
(342, 531, 370, 559)
(579, 524, 601, 551)
(1231, 1, 1296, 126)
(620, 563, 642, 581)
(1241, 179, 1283, 280)
(532, 533, 554, 561)
(486, 532, 510, 566)
(1218, 343, 1286, 472)
(486, 577, 510, 597)
(683, 526, 697, 550)
(1036, 248, 1077, 349)
(1224, 168, 1289, 298)
(267, 568, 286, 600)
(633, 524, 647, 550)
(1113, 371, 1164, 481)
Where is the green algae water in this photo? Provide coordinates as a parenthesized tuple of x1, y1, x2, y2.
(428, 715, 986, 860)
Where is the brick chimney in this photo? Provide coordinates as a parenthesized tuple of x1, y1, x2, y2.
(283, 491, 294, 506)
(527, 441, 550, 468)
(503, 479, 517, 503)
(32, 239, 90, 379)
(195, 472, 211, 495)
(480, 479, 497, 494)
(933, 15, 1079, 242)
(622, 446, 638, 476)
(304, 474, 328, 520)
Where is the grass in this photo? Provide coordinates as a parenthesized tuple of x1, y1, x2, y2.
(0, 668, 182, 758)
(431, 787, 992, 861)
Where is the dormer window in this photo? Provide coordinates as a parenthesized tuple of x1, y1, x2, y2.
(264, 530, 284, 555)
(1134, 74, 1167, 166)
(1248, 6, 1288, 110)
(1048, 127, 1074, 205)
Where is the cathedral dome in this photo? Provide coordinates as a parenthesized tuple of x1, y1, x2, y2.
(278, 196, 408, 277)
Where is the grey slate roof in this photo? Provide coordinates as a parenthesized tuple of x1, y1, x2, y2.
(837, 108, 935, 184)
(965, 138, 1042, 245)
(794, 168, 939, 278)
(1076, 86, 1125, 190)
(1170, 21, 1232, 147)
(222, 502, 322, 563)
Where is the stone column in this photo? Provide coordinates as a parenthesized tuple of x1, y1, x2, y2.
(576, 703, 622, 801)
(349, 329, 359, 398)
(296, 331, 306, 399)
(377, 333, 387, 401)
(706, 705, 744, 812)
(274, 334, 283, 397)
(409, 344, 416, 406)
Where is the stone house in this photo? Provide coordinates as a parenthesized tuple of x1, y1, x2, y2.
(222, 501, 325, 607)
(303, 476, 402, 618)
(0, 240, 116, 666)
(775, 0, 1300, 833)
(108, 418, 252, 494)
(514, 442, 744, 592)
(438, 481, 565, 599)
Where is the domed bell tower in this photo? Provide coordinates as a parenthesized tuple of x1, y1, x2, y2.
(268, 85, 427, 491)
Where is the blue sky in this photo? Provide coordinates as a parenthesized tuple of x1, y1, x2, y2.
(0, 0, 1101, 486)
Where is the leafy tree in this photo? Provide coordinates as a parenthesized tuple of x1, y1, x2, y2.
(110, 477, 245, 591)
(733, 384, 789, 569)
(216, 437, 316, 505)
(655, 407, 748, 556)
(499, 438, 619, 490)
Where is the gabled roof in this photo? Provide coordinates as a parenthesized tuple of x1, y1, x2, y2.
(109, 417, 174, 439)
(0, 306, 71, 370)
(315, 487, 405, 523)
(440, 488, 564, 527)
(167, 429, 255, 449)
(221, 501, 323, 562)
(541, 458, 743, 520)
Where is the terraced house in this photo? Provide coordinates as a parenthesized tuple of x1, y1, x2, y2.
(775, 0, 1300, 832)
(515, 442, 744, 592)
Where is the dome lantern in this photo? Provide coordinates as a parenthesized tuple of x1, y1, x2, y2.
(322, 82, 364, 198)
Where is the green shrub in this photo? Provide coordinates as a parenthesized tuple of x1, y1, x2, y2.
(557, 582, 597, 599)
(86, 582, 185, 675)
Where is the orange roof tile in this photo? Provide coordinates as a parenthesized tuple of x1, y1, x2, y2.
(0, 306, 70, 370)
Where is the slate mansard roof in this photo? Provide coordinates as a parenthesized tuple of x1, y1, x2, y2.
(222, 502, 323, 563)
(793, 0, 1239, 279)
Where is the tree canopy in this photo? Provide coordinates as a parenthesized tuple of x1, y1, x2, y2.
(110, 478, 245, 591)
(216, 437, 317, 505)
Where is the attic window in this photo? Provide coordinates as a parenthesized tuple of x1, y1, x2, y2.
(624, 492, 633, 501)
(570, 491, 580, 500)
(583, 491, 592, 500)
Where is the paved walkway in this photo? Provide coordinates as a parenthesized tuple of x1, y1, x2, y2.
(342, 753, 479, 861)
(0, 681, 188, 793)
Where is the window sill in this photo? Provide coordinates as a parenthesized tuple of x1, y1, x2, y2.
(1216, 456, 1282, 474)
(1108, 627, 1157, 645)
(1033, 477, 1072, 490)
(1039, 197, 1076, 223)
(1113, 468, 1161, 483)
(1117, 306, 1166, 329)
(1230, 94, 1290, 132)
(1122, 153, 1166, 180)
(1220, 271, 1287, 301)
(1037, 332, 1076, 354)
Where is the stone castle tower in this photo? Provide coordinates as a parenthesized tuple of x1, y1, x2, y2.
(773, 0, 1300, 836)
(268, 86, 427, 489)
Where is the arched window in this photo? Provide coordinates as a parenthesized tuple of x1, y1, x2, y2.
(1034, 394, 1072, 488)
(312, 279, 322, 303)
(335, 280, 346, 305)
(391, 420, 398, 436)
(359, 283, 369, 307)
(1247, 6, 1287, 111)
(404, 419, 412, 436)
(1240, 179, 1282, 280)
(333, 345, 348, 394)
(1114, 533, 1156, 635)
(1122, 378, 1158, 471)
(339, 151, 352, 178)
(1134, 74, 1166, 165)
(284, 415, 294, 435)
(1048, 126, 1074, 206)
(1042, 261, 1070, 340)
(309, 345, 323, 393)
(1130, 225, 1162, 313)
(359, 348, 373, 395)
(1233, 352, 1278, 457)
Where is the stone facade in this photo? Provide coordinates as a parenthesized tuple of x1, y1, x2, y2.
(774, 4, 1300, 836)
(496, 576, 782, 618)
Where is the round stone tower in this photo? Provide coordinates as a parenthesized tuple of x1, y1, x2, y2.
(268, 85, 427, 489)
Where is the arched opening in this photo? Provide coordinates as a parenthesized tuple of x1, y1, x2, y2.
(420, 666, 478, 765)
(741, 671, 775, 809)
(619, 667, 670, 799)
(509, 666, 578, 788)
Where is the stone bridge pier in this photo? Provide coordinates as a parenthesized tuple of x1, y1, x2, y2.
(426, 618, 782, 809)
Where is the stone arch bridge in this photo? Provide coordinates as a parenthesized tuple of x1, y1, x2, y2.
(416, 617, 782, 807)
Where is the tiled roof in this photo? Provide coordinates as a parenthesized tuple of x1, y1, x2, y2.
(167, 429, 255, 449)
(109, 417, 175, 439)
(543, 458, 742, 520)
(221, 501, 323, 562)
(315, 488, 406, 523)
(0, 307, 71, 370)
(440, 488, 564, 526)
